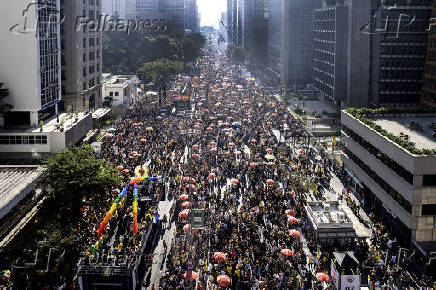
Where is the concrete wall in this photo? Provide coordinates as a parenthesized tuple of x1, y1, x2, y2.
(0, 0, 41, 111)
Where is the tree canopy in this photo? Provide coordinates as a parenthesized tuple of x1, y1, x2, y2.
(0, 83, 13, 114)
(43, 145, 122, 213)
(137, 58, 183, 84)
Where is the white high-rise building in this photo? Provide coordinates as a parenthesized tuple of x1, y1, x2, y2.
(0, 0, 62, 127)
(60, 0, 103, 111)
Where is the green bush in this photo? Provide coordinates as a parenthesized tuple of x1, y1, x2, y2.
(346, 108, 436, 155)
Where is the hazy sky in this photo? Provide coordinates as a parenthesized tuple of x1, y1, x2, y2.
(197, 0, 226, 28)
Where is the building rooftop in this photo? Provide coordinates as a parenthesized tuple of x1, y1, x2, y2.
(372, 116, 436, 150)
(307, 201, 351, 226)
(0, 112, 90, 134)
(0, 165, 44, 219)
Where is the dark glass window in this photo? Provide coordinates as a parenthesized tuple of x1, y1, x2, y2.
(423, 175, 436, 187)
(422, 204, 436, 216)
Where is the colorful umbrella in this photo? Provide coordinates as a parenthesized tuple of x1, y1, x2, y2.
(217, 275, 231, 287)
(231, 179, 239, 185)
(281, 249, 294, 257)
(288, 217, 299, 224)
(289, 229, 301, 238)
(182, 201, 190, 208)
(213, 252, 228, 262)
(285, 209, 295, 216)
(266, 179, 275, 185)
(179, 209, 190, 219)
(316, 273, 330, 282)
(184, 271, 198, 280)
(183, 224, 191, 232)
(179, 194, 189, 201)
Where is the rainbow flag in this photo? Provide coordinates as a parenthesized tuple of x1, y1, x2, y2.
(153, 212, 159, 223)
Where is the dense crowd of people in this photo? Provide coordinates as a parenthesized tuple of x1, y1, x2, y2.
(78, 40, 434, 289)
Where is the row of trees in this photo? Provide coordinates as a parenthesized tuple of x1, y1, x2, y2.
(103, 31, 205, 74)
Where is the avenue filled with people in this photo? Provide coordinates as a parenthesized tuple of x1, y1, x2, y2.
(79, 40, 434, 289)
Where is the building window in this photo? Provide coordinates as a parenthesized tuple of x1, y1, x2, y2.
(0, 135, 47, 145)
(89, 38, 95, 47)
(109, 92, 113, 97)
(422, 204, 436, 216)
(423, 175, 436, 187)
(83, 38, 86, 48)
(89, 51, 95, 61)
(115, 92, 119, 96)
(83, 53, 86, 62)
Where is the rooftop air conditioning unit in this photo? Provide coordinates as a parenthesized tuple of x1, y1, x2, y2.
(323, 203, 330, 212)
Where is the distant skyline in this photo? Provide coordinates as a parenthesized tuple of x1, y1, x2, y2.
(197, 0, 226, 28)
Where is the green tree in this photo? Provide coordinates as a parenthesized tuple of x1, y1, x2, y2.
(0, 83, 13, 114)
(43, 145, 122, 213)
(138, 58, 183, 104)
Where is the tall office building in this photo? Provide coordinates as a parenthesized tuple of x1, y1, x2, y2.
(102, 0, 136, 19)
(239, 0, 269, 66)
(421, 0, 436, 108)
(313, 2, 348, 103)
(282, 0, 321, 88)
(137, 0, 185, 32)
(345, 0, 371, 107)
(227, 0, 238, 45)
(0, 0, 61, 127)
(60, 0, 103, 111)
(219, 12, 227, 40)
(370, 0, 432, 106)
(268, 0, 282, 78)
(185, 0, 199, 32)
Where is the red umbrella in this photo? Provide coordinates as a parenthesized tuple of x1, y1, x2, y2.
(228, 142, 235, 147)
(183, 224, 191, 232)
(231, 179, 239, 185)
(179, 194, 189, 201)
(289, 229, 301, 238)
(208, 173, 216, 180)
(266, 179, 274, 185)
(285, 209, 295, 216)
(182, 201, 190, 208)
(288, 217, 299, 224)
(117, 165, 124, 171)
(192, 153, 200, 159)
(271, 113, 277, 117)
(281, 249, 294, 257)
(266, 148, 273, 153)
(192, 144, 199, 150)
(213, 252, 227, 262)
(250, 162, 257, 168)
(184, 271, 198, 280)
(250, 139, 257, 143)
(140, 138, 146, 143)
(217, 275, 231, 287)
(316, 273, 330, 282)
(208, 141, 217, 147)
(207, 127, 213, 131)
(293, 165, 300, 170)
(299, 149, 305, 154)
(122, 169, 130, 175)
(186, 184, 196, 189)
(137, 122, 143, 126)
(266, 121, 272, 126)
(130, 151, 138, 156)
(194, 124, 200, 129)
(179, 209, 190, 219)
